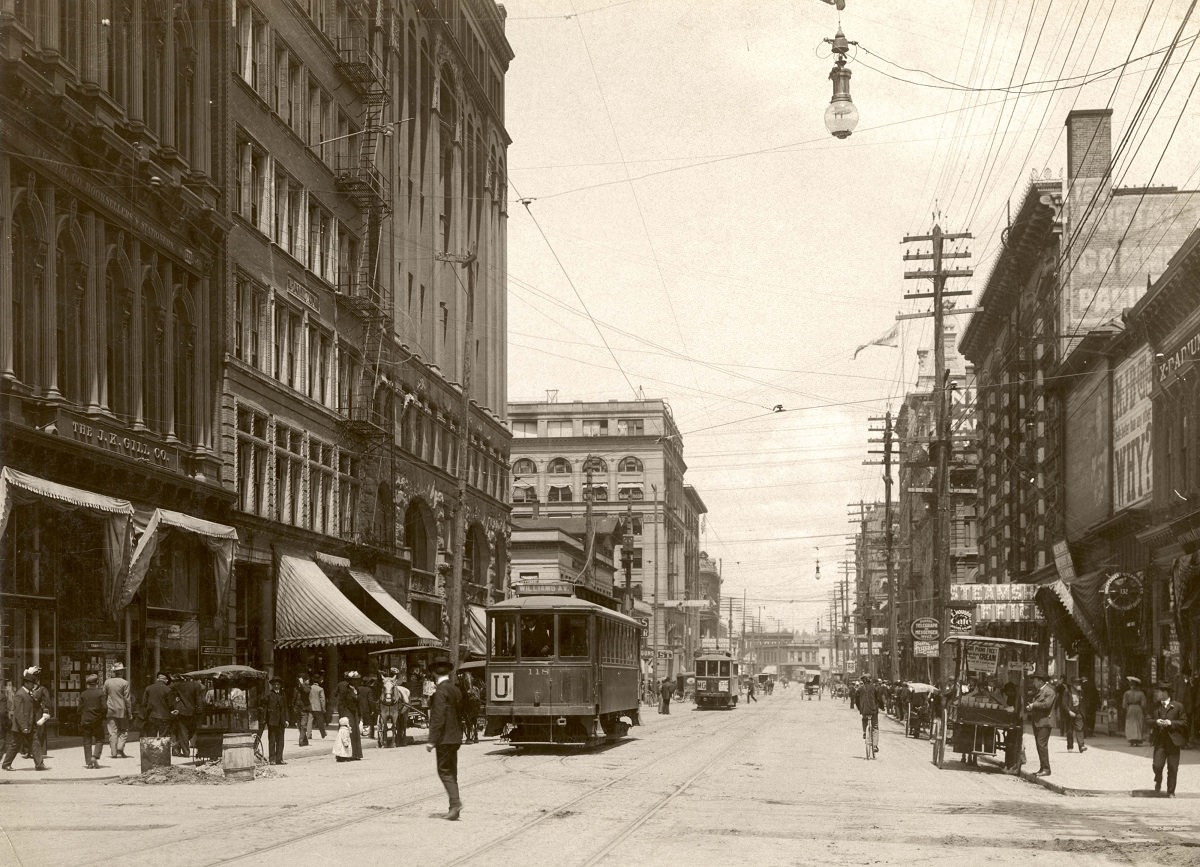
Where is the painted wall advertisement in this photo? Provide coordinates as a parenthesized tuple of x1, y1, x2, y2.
(1112, 345, 1153, 511)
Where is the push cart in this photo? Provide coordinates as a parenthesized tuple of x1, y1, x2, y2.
(931, 635, 1038, 770)
(183, 664, 267, 763)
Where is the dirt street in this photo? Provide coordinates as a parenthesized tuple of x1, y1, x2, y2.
(2, 689, 1197, 866)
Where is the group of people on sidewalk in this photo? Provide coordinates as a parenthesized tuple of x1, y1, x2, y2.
(1025, 672, 1189, 795)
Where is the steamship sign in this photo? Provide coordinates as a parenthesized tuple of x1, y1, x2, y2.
(1102, 572, 1142, 612)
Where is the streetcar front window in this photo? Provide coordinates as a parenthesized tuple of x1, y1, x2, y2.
(559, 613, 589, 657)
(520, 614, 554, 658)
(719, 661, 730, 677)
(491, 613, 517, 659)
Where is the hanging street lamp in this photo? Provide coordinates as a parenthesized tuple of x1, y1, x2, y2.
(824, 28, 858, 139)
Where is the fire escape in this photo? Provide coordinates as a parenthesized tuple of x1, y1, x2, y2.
(335, 20, 395, 550)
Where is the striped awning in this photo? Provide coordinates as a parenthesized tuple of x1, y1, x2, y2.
(275, 555, 390, 648)
(347, 568, 440, 647)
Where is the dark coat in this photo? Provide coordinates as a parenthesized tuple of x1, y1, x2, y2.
(857, 683, 884, 715)
(142, 681, 174, 722)
(79, 687, 107, 726)
(264, 689, 288, 727)
(1028, 682, 1058, 728)
(334, 681, 359, 719)
(172, 678, 204, 716)
(1149, 698, 1189, 749)
(9, 685, 44, 733)
(427, 678, 464, 746)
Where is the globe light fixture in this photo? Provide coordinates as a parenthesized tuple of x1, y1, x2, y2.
(824, 28, 858, 139)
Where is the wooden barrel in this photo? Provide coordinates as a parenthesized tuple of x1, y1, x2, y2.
(222, 732, 256, 781)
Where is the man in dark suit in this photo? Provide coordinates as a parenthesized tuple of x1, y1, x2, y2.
(426, 656, 464, 820)
(2, 667, 49, 771)
(141, 672, 176, 738)
(1151, 681, 1189, 797)
(171, 673, 205, 757)
(263, 677, 287, 765)
(1025, 672, 1057, 777)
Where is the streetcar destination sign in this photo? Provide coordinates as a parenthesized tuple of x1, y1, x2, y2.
(911, 617, 940, 642)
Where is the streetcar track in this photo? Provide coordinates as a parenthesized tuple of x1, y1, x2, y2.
(442, 701, 768, 867)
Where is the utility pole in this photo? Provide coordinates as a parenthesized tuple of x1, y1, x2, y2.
(621, 498, 635, 612)
(444, 247, 478, 671)
(866, 412, 898, 681)
(848, 501, 871, 677)
(652, 483, 660, 683)
(902, 225, 972, 679)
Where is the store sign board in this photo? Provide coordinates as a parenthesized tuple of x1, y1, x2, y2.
(913, 640, 939, 657)
(61, 409, 179, 471)
(965, 643, 999, 674)
(949, 607, 974, 632)
(911, 617, 939, 642)
(1112, 346, 1153, 511)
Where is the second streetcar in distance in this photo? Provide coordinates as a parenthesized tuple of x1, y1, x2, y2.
(483, 593, 642, 746)
(693, 650, 739, 710)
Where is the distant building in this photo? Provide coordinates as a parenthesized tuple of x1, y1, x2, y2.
(509, 515, 621, 608)
(506, 398, 706, 677)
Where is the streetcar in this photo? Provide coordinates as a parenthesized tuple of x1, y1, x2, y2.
(693, 651, 739, 710)
(483, 593, 642, 746)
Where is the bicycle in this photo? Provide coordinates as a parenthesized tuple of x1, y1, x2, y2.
(864, 716, 876, 760)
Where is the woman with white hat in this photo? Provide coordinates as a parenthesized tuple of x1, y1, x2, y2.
(1123, 676, 1147, 746)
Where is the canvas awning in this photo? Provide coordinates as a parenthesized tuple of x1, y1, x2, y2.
(0, 468, 133, 617)
(467, 604, 488, 656)
(121, 508, 238, 611)
(275, 555, 391, 648)
(346, 568, 440, 647)
(1035, 576, 1105, 653)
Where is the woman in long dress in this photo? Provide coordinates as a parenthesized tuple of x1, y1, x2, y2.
(1122, 677, 1146, 746)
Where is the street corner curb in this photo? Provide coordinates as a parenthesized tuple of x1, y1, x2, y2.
(1014, 769, 1126, 797)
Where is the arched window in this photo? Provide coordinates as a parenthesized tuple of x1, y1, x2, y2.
(547, 457, 571, 474)
(374, 482, 395, 549)
(12, 207, 41, 387)
(583, 456, 607, 473)
(106, 261, 132, 420)
(512, 458, 536, 476)
(619, 456, 643, 473)
(404, 499, 434, 573)
(56, 229, 84, 402)
(142, 279, 165, 432)
(172, 294, 195, 444)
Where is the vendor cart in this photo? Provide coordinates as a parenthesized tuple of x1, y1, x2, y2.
(932, 635, 1037, 770)
(183, 664, 267, 763)
(903, 682, 935, 738)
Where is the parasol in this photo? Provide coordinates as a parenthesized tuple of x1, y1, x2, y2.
(182, 664, 269, 680)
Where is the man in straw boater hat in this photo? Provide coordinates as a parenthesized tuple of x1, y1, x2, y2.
(1150, 681, 1189, 797)
(103, 662, 133, 758)
(426, 655, 464, 820)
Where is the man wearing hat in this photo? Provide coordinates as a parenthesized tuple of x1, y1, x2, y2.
(141, 672, 176, 738)
(1150, 681, 1189, 797)
(2, 667, 49, 771)
(1025, 672, 1057, 777)
(103, 662, 133, 758)
(263, 676, 288, 765)
(425, 656, 464, 820)
(79, 673, 107, 769)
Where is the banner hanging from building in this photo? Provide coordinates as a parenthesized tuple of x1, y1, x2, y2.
(1112, 345, 1153, 511)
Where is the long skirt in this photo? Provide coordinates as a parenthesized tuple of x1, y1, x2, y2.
(1125, 707, 1144, 741)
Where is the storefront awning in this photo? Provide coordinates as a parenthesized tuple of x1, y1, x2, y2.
(467, 605, 487, 657)
(121, 508, 238, 611)
(276, 555, 391, 648)
(346, 568, 440, 647)
(1035, 576, 1105, 653)
(0, 467, 134, 618)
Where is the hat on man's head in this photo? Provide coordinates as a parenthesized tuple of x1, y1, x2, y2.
(270, 676, 282, 685)
(429, 656, 455, 675)
(1155, 681, 1175, 692)
(86, 673, 100, 684)
(23, 666, 41, 680)
(111, 662, 125, 672)
(1126, 675, 1142, 684)
(1029, 671, 1048, 681)
(346, 670, 360, 679)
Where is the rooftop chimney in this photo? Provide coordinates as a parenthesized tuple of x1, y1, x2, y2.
(1066, 109, 1113, 182)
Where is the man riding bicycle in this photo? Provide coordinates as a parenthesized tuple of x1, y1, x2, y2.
(858, 675, 885, 756)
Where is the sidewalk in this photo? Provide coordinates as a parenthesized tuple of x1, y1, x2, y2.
(976, 728, 1200, 798)
(0, 726, 432, 784)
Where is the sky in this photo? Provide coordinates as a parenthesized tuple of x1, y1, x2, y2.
(496, 0, 1200, 636)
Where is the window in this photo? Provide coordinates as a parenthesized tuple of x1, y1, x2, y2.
(619, 456, 643, 473)
(236, 134, 269, 232)
(520, 614, 554, 658)
(237, 407, 269, 516)
(629, 547, 643, 569)
(512, 420, 537, 438)
(559, 614, 589, 657)
(337, 451, 358, 539)
(234, 1, 269, 99)
(308, 202, 332, 279)
(582, 419, 608, 437)
(274, 425, 303, 526)
(307, 327, 331, 405)
(547, 458, 571, 474)
(587, 485, 608, 502)
(308, 441, 334, 535)
(512, 458, 536, 475)
(273, 170, 304, 258)
(273, 303, 303, 390)
(548, 485, 572, 503)
(618, 485, 644, 501)
(234, 275, 266, 368)
(583, 456, 607, 473)
(546, 420, 572, 437)
(616, 419, 644, 436)
(512, 485, 536, 503)
(491, 613, 517, 658)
